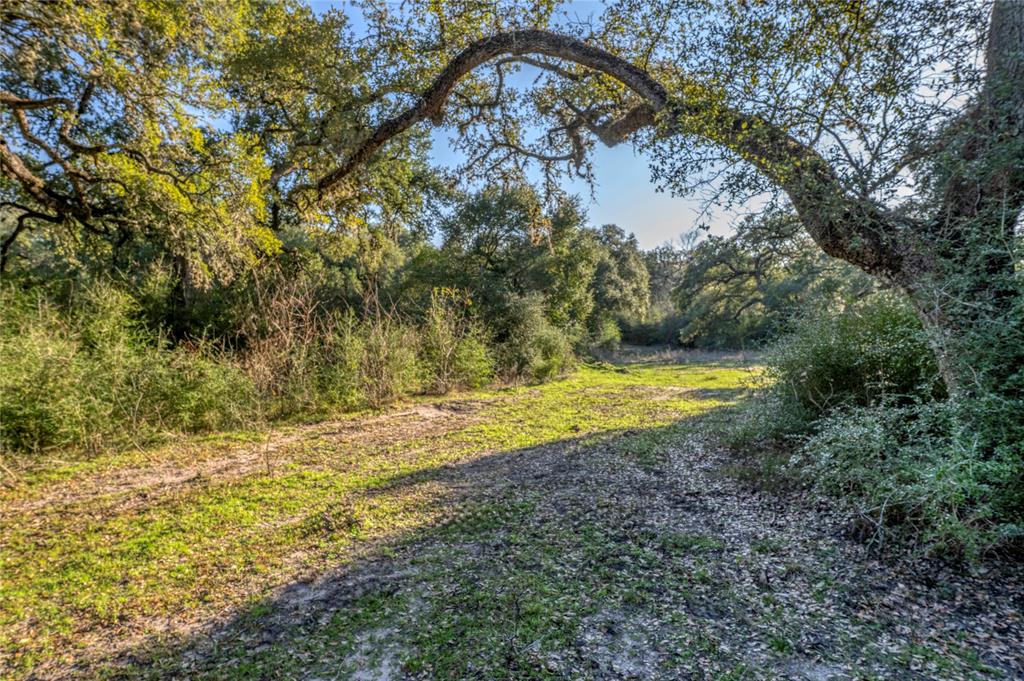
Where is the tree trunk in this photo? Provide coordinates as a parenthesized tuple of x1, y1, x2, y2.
(901, 1, 1024, 399)
(311, 6, 1023, 404)
(895, 212, 1022, 400)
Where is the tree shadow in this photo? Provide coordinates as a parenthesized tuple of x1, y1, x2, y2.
(86, 398, 1024, 680)
(96, 414, 721, 679)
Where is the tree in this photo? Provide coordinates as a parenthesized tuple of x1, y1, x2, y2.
(424, 185, 601, 338)
(591, 224, 650, 325)
(672, 211, 873, 348)
(3, 1, 1020, 404)
(0, 0, 277, 280)
(643, 242, 688, 312)
(308, 1, 1022, 403)
(0, 0, 436, 290)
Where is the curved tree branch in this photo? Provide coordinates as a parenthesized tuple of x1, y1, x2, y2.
(313, 29, 911, 281)
(314, 30, 667, 199)
(0, 202, 61, 271)
(0, 135, 60, 211)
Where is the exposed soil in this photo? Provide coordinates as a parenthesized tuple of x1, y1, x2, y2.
(137, 409, 1024, 678)
(2, 400, 488, 518)
(5, 366, 1023, 680)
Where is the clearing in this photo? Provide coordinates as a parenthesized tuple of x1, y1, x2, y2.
(1, 355, 1022, 680)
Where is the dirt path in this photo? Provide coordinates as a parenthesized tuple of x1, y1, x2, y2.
(2, 401, 488, 517)
(162, 427, 1024, 680)
(4, 362, 1023, 680)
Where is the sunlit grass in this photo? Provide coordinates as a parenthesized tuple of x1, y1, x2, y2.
(0, 360, 755, 677)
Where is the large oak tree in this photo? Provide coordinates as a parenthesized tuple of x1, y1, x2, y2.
(311, 0, 1022, 402)
(3, 0, 1021, 401)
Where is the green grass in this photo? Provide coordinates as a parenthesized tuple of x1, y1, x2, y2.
(0, 360, 754, 678)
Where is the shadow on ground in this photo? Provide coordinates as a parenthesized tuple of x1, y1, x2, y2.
(98, 408, 1024, 681)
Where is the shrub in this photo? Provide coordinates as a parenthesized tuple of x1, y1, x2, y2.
(795, 401, 1023, 556)
(451, 328, 494, 389)
(591, 316, 622, 351)
(496, 294, 576, 383)
(0, 294, 93, 451)
(162, 342, 258, 432)
(314, 312, 364, 410)
(358, 314, 421, 408)
(238, 272, 324, 416)
(0, 283, 257, 453)
(753, 292, 942, 434)
(420, 289, 494, 394)
(725, 290, 1022, 556)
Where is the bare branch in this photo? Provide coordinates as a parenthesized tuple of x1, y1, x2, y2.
(0, 90, 73, 110)
(0, 202, 61, 271)
(492, 56, 583, 81)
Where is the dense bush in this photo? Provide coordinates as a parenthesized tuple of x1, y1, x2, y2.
(357, 314, 422, 409)
(496, 294, 576, 383)
(591, 316, 622, 351)
(0, 285, 255, 452)
(729, 290, 1022, 555)
(1, 270, 583, 456)
(755, 292, 943, 432)
(238, 273, 334, 417)
(420, 289, 494, 394)
(796, 402, 1023, 556)
(312, 312, 365, 411)
(619, 306, 687, 347)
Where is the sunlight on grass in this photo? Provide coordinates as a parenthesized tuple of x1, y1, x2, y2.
(0, 360, 755, 677)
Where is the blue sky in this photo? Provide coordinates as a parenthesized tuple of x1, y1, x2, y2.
(310, 1, 739, 248)
(427, 126, 728, 249)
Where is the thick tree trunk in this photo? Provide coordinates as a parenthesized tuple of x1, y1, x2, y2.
(904, 1, 1024, 399)
(895, 215, 1022, 400)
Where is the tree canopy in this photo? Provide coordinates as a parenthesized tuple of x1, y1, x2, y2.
(3, 0, 1022, 401)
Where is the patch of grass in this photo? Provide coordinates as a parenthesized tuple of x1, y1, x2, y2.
(661, 533, 726, 554)
(751, 537, 785, 554)
(0, 360, 751, 678)
(768, 634, 793, 654)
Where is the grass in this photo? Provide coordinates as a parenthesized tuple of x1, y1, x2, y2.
(0, 359, 755, 678)
(4, 356, 1012, 680)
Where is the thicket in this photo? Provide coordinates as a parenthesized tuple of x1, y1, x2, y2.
(0, 283, 255, 453)
(0, 279, 491, 452)
(0, 184, 655, 455)
(729, 292, 1024, 557)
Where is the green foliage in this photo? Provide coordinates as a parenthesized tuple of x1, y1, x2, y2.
(420, 288, 494, 394)
(497, 294, 576, 384)
(591, 316, 622, 351)
(591, 225, 650, 323)
(671, 213, 874, 349)
(313, 313, 365, 411)
(411, 185, 649, 380)
(757, 292, 942, 427)
(728, 290, 1023, 554)
(0, 283, 255, 452)
(357, 314, 422, 409)
(796, 402, 1023, 556)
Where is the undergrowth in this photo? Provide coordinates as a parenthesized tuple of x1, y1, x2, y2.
(725, 292, 1024, 558)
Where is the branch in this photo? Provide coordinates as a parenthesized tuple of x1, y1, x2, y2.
(0, 90, 73, 110)
(492, 56, 583, 81)
(313, 29, 914, 281)
(564, 101, 658, 147)
(314, 29, 667, 198)
(0, 202, 60, 271)
(0, 135, 59, 210)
